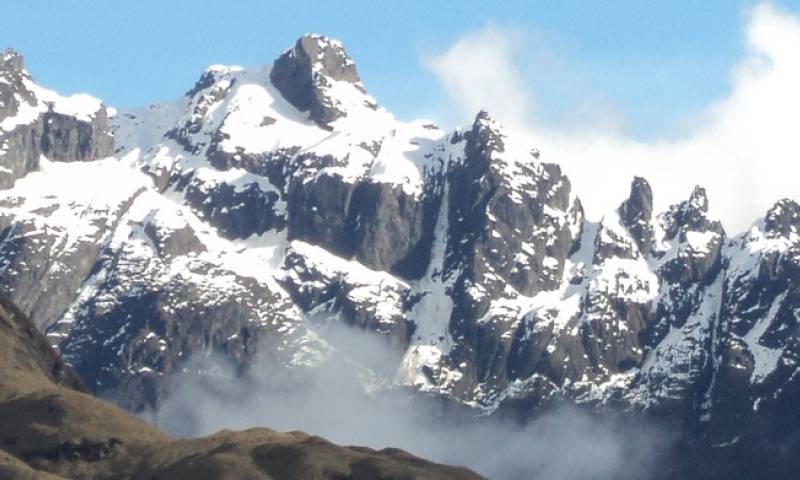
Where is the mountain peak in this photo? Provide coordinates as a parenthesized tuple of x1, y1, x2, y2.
(619, 176, 654, 253)
(474, 108, 492, 122)
(1, 48, 24, 73)
(269, 34, 371, 127)
(621, 177, 653, 217)
(764, 198, 800, 237)
(295, 34, 359, 82)
(661, 184, 723, 241)
(0, 48, 35, 128)
(466, 109, 505, 154)
(185, 63, 243, 98)
(688, 185, 709, 212)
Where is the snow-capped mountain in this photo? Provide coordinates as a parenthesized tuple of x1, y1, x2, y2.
(1, 36, 799, 477)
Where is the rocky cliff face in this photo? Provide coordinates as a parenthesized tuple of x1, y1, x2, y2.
(1, 36, 800, 478)
(0, 49, 113, 189)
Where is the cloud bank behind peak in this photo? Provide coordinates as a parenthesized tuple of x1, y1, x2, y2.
(424, 2, 800, 234)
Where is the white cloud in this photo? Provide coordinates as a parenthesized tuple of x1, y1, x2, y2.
(425, 2, 800, 233)
(151, 324, 670, 480)
(422, 25, 533, 127)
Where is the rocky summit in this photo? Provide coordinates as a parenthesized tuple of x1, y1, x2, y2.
(1, 35, 799, 479)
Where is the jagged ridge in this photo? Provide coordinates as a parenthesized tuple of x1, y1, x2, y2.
(0, 34, 799, 479)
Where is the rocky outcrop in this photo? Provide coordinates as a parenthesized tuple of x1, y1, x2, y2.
(401, 111, 584, 403)
(179, 172, 286, 239)
(0, 49, 35, 122)
(0, 49, 113, 189)
(286, 173, 440, 279)
(0, 177, 142, 333)
(618, 176, 654, 255)
(659, 186, 725, 285)
(0, 110, 114, 188)
(54, 192, 321, 412)
(286, 170, 358, 256)
(446, 111, 579, 301)
(351, 180, 441, 279)
(166, 68, 234, 155)
(281, 243, 415, 350)
(763, 198, 800, 238)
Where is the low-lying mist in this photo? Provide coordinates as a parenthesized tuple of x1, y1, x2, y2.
(147, 324, 672, 479)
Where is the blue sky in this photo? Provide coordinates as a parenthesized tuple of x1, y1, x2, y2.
(1, 1, 798, 138)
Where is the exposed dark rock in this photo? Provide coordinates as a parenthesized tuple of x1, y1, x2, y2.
(281, 248, 415, 349)
(166, 74, 233, 155)
(416, 110, 585, 403)
(662, 186, 723, 240)
(619, 176, 654, 254)
(0, 108, 114, 188)
(659, 186, 725, 285)
(351, 180, 441, 279)
(184, 69, 218, 98)
(764, 198, 800, 237)
(180, 173, 286, 239)
(446, 111, 576, 305)
(448, 112, 567, 297)
(0, 189, 141, 332)
(0, 49, 36, 122)
(207, 138, 297, 189)
(143, 221, 207, 260)
(287, 171, 357, 257)
(592, 220, 640, 263)
(59, 252, 304, 412)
